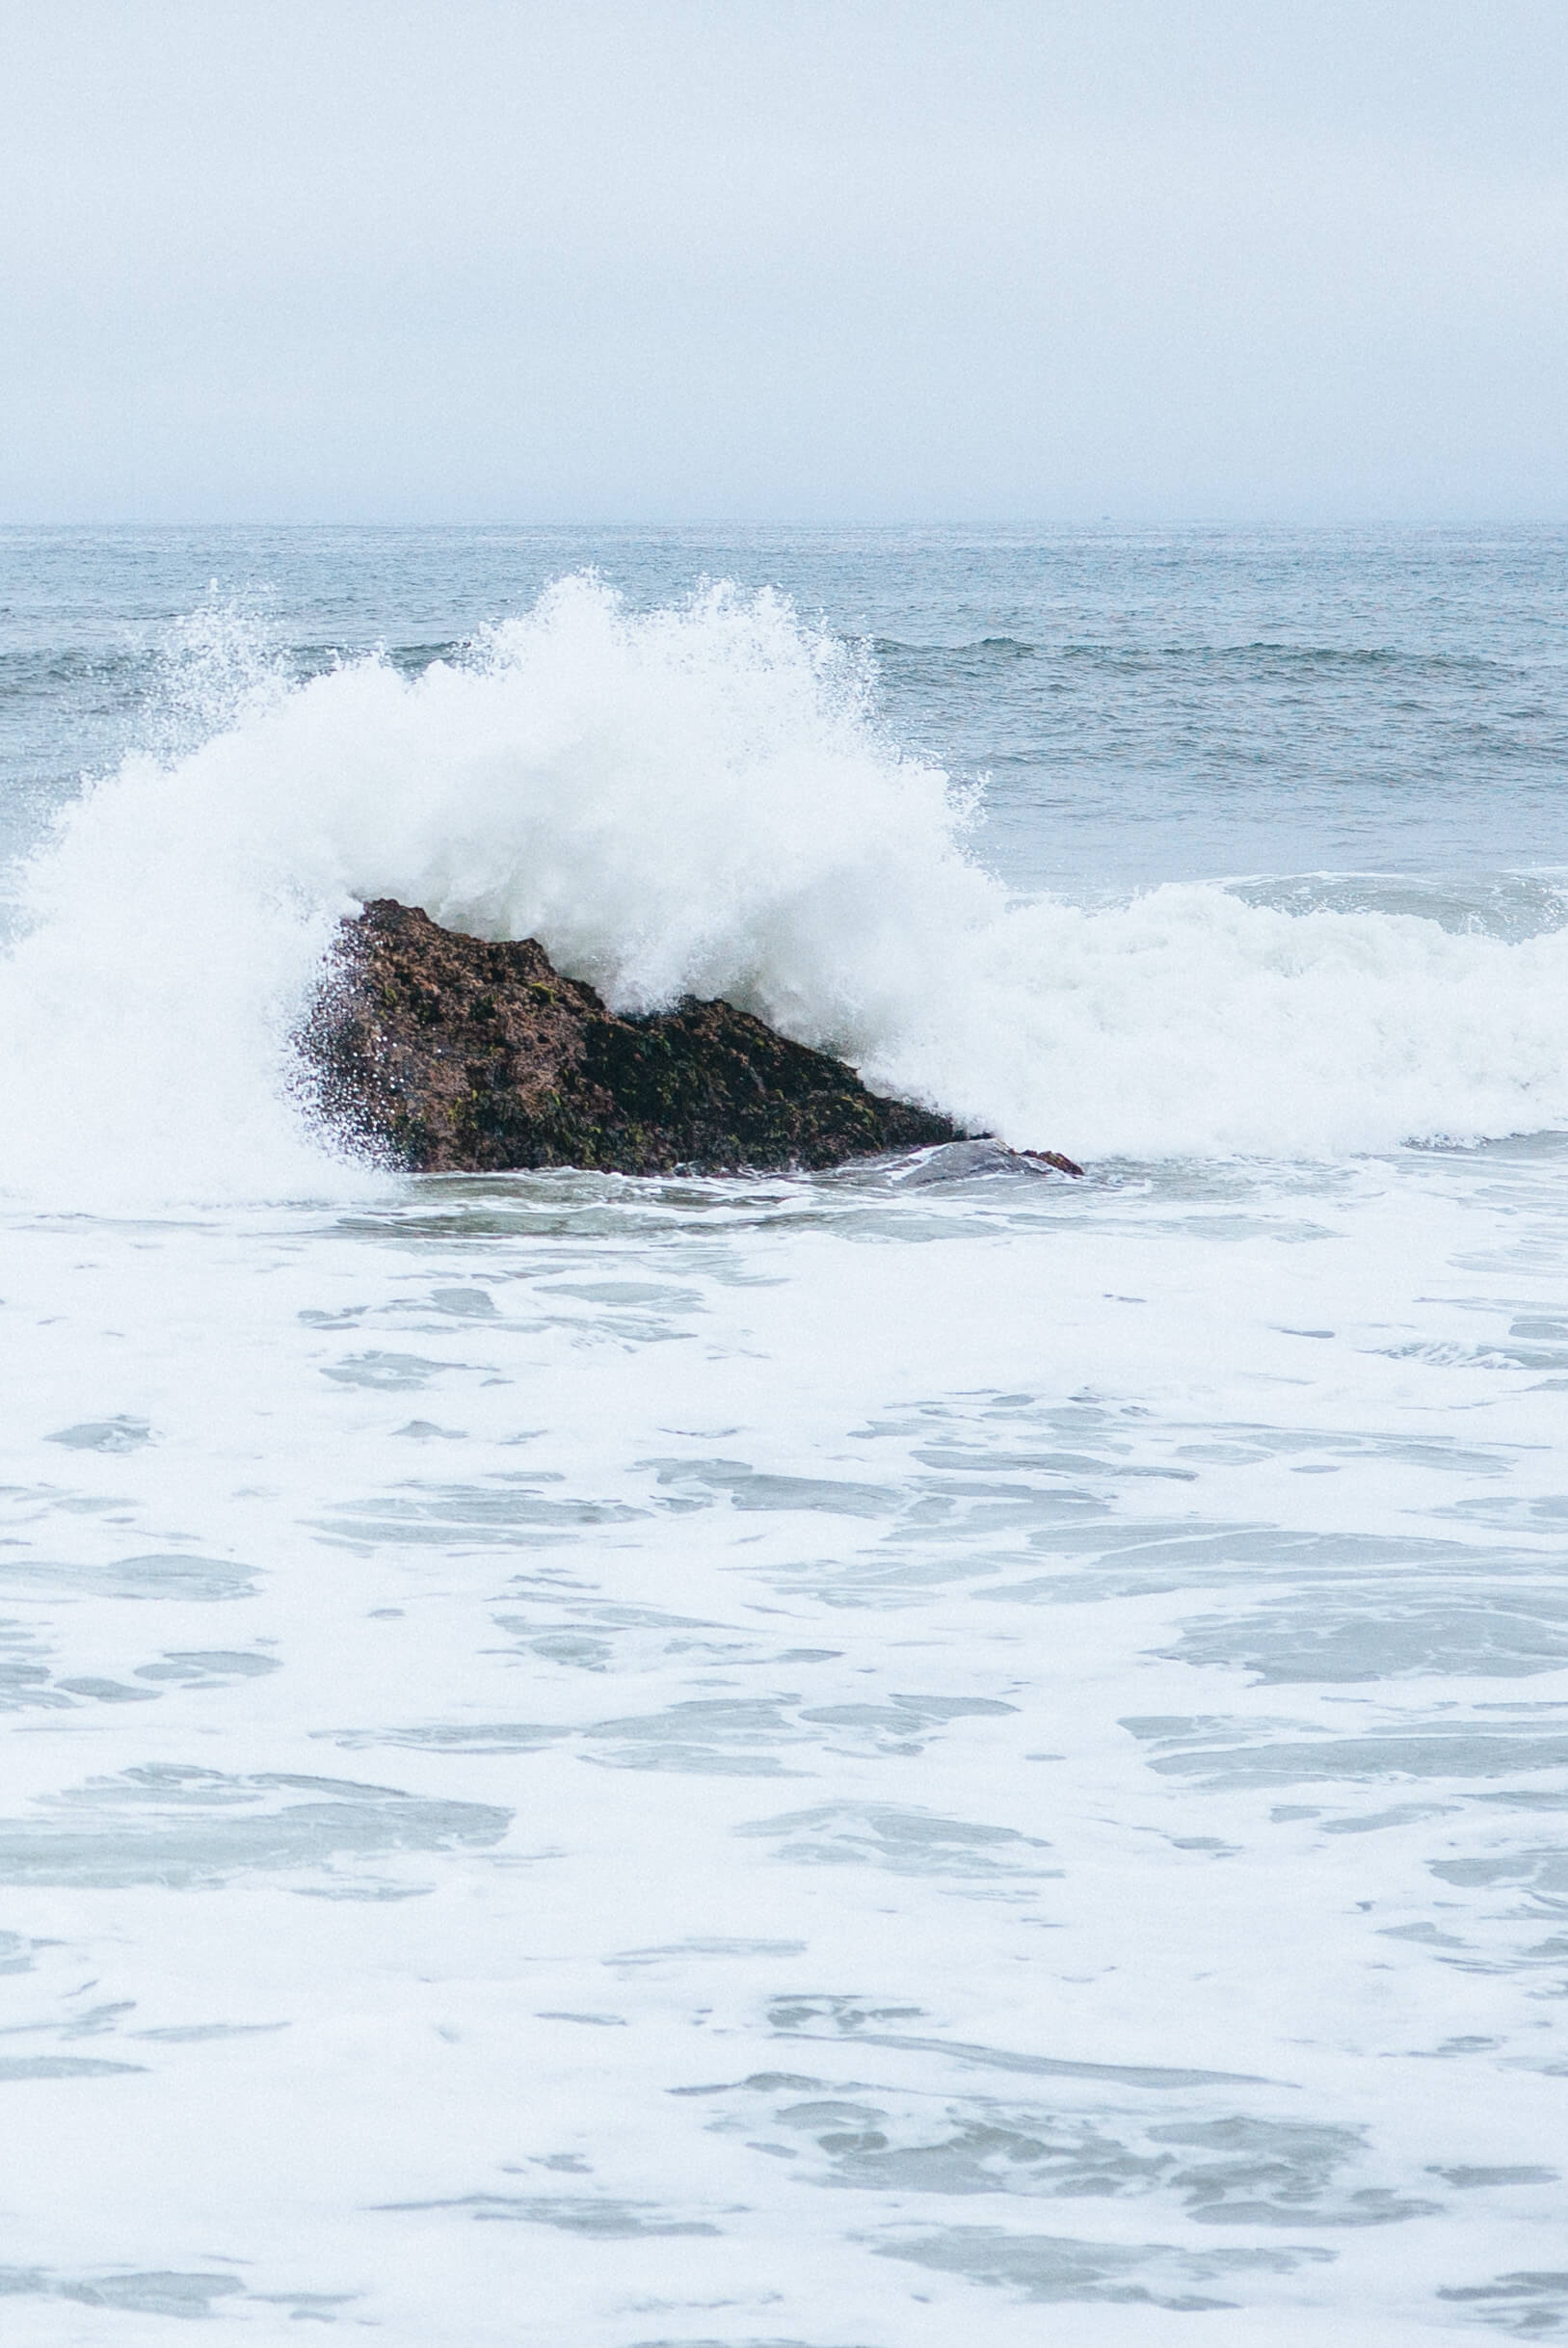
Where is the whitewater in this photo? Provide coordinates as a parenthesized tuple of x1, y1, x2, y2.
(1, 523, 1566, 2343)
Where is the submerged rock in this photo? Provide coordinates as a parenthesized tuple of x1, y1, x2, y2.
(300, 898, 986, 1176)
(896, 1139, 1085, 1185)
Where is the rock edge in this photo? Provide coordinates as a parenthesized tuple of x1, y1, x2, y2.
(299, 898, 1081, 1180)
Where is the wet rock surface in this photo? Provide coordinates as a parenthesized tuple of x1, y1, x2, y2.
(898, 1139, 1084, 1185)
(301, 899, 993, 1176)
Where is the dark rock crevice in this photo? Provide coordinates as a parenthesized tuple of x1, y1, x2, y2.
(299, 898, 1079, 1179)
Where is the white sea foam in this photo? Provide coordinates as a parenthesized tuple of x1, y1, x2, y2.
(3, 572, 1568, 1204)
(6, 538, 1568, 2346)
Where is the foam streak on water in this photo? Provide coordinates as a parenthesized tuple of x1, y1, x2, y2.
(1, 528, 1566, 2345)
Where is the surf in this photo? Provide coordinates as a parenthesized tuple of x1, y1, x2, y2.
(2, 571, 1567, 1207)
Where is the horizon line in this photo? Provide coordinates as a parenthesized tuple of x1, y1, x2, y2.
(4, 514, 1567, 533)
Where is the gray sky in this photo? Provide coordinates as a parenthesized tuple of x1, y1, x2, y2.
(3, 1, 1565, 522)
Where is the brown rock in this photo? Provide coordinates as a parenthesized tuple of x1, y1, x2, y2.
(299, 898, 972, 1175)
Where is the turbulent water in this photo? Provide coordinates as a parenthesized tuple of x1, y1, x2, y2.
(2, 524, 1566, 2344)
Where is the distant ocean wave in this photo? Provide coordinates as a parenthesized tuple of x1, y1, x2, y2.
(873, 639, 1519, 673)
(870, 635, 1039, 658)
(0, 646, 151, 701)
(1132, 642, 1518, 675)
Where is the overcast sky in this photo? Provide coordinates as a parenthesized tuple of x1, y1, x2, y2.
(3, 1, 1565, 522)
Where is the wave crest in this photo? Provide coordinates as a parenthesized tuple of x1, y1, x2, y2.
(3, 573, 1567, 1203)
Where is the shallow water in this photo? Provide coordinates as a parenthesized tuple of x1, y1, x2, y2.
(1, 527, 1566, 2343)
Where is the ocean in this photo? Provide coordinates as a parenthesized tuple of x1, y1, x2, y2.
(1, 523, 1566, 2344)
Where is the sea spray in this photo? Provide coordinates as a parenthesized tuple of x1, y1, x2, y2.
(2, 571, 1568, 1207)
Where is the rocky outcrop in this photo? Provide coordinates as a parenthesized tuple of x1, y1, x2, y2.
(299, 898, 1013, 1176)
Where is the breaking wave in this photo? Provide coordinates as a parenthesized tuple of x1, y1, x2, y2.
(3, 573, 1568, 1204)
